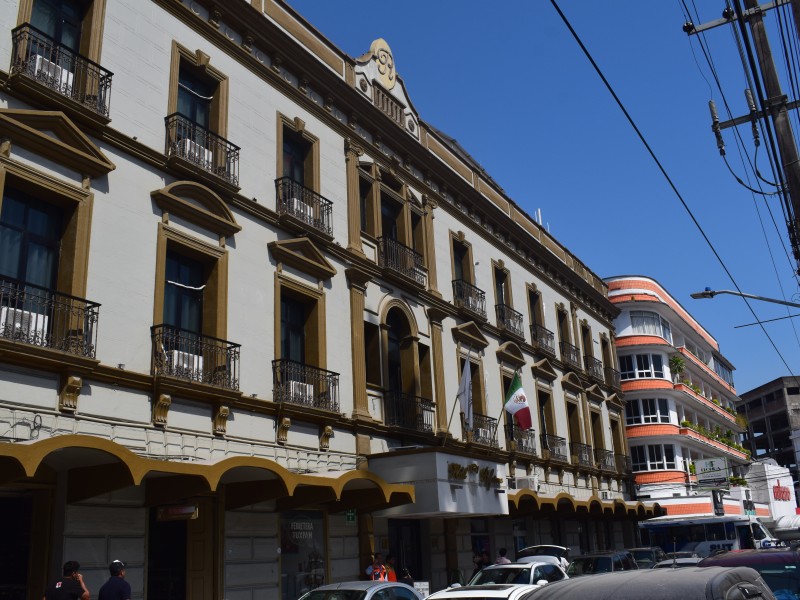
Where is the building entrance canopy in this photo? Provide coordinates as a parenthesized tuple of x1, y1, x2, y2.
(369, 448, 508, 518)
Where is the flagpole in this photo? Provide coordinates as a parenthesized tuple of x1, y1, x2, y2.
(444, 348, 472, 447)
(442, 391, 460, 447)
(492, 369, 518, 444)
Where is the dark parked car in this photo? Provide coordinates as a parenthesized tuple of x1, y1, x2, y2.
(626, 546, 667, 569)
(516, 566, 775, 600)
(699, 548, 800, 600)
(566, 551, 638, 577)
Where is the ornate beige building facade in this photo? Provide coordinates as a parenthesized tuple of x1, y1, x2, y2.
(0, 1, 657, 597)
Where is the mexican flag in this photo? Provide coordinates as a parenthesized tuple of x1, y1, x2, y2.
(504, 372, 532, 430)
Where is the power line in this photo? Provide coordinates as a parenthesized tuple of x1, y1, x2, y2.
(549, 0, 798, 379)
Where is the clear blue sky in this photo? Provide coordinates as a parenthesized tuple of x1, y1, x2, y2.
(286, 0, 800, 395)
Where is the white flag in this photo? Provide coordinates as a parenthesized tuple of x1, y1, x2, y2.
(457, 359, 473, 430)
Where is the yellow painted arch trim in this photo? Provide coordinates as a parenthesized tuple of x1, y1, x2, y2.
(2, 435, 414, 502)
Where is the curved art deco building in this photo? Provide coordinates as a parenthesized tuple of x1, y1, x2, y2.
(606, 276, 750, 515)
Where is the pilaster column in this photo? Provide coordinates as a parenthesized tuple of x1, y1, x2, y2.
(427, 306, 448, 434)
(345, 138, 366, 257)
(422, 195, 441, 297)
(348, 267, 372, 420)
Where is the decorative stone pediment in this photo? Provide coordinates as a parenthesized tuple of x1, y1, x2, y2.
(0, 109, 115, 176)
(532, 358, 558, 381)
(152, 181, 241, 238)
(561, 371, 584, 393)
(451, 321, 489, 350)
(354, 39, 420, 139)
(268, 237, 337, 280)
(497, 341, 525, 367)
(606, 393, 624, 409)
(585, 384, 605, 404)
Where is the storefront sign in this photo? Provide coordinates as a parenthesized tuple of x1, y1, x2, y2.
(773, 480, 791, 501)
(695, 457, 728, 488)
(447, 462, 502, 489)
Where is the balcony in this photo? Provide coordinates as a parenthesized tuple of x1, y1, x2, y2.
(470, 413, 498, 447)
(165, 113, 240, 187)
(275, 176, 333, 237)
(506, 424, 537, 456)
(152, 325, 240, 390)
(615, 453, 632, 475)
(605, 366, 621, 389)
(10, 24, 113, 118)
(378, 237, 425, 285)
(452, 279, 486, 318)
(595, 448, 616, 472)
(541, 433, 569, 462)
(272, 358, 340, 412)
(585, 355, 604, 381)
(383, 391, 435, 433)
(495, 304, 524, 338)
(0, 276, 99, 358)
(559, 341, 582, 370)
(530, 324, 555, 356)
(571, 442, 594, 468)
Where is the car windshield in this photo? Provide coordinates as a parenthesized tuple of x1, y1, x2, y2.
(299, 591, 367, 600)
(567, 557, 612, 576)
(470, 566, 532, 585)
(751, 565, 800, 600)
(630, 550, 655, 567)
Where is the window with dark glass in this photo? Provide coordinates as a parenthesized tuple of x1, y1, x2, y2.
(495, 267, 508, 305)
(453, 239, 469, 282)
(164, 251, 204, 334)
(0, 189, 62, 290)
(364, 321, 381, 386)
(281, 294, 306, 364)
(380, 196, 402, 241)
(386, 310, 403, 394)
(283, 128, 311, 185)
(528, 289, 543, 327)
(31, 0, 86, 53)
(177, 66, 213, 129)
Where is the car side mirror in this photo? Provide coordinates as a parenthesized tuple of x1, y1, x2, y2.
(536, 580, 549, 586)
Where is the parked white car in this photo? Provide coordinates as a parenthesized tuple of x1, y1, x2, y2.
(468, 562, 568, 586)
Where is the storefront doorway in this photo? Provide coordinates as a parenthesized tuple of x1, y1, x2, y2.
(147, 509, 187, 600)
(0, 496, 31, 600)
(388, 519, 422, 583)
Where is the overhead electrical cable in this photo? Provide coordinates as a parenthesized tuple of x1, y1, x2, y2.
(549, 0, 797, 379)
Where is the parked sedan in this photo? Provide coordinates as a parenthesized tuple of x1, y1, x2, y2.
(515, 546, 570, 569)
(426, 584, 542, 600)
(468, 562, 568, 586)
(566, 551, 638, 577)
(699, 548, 800, 600)
(298, 580, 422, 600)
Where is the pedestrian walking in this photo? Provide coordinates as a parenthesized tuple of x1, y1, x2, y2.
(385, 554, 397, 582)
(98, 560, 130, 600)
(365, 553, 387, 581)
(43, 561, 90, 600)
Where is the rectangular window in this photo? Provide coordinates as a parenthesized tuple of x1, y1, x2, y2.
(625, 401, 641, 425)
(631, 311, 662, 336)
(280, 294, 306, 364)
(636, 354, 652, 378)
(164, 250, 205, 334)
(364, 321, 381, 386)
(631, 446, 647, 471)
(619, 355, 635, 380)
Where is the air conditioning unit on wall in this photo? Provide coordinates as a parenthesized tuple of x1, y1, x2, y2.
(31, 54, 74, 92)
(286, 196, 313, 221)
(177, 138, 213, 167)
(170, 349, 203, 376)
(0, 306, 48, 342)
(287, 380, 314, 404)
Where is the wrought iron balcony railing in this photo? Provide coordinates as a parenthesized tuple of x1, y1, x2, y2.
(152, 325, 240, 390)
(383, 390, 435, 433)
(0, 276, 99, 358)
(530, 324, 555, 356)
(165, 113, 240, 186)
(378, 237, 425, 285)
(505, 424, 537, 456)
(272, 358, 340, 412)
(10, 24, 113, 117)
(541, 433, 569, 462)
(470, 413, 498, 447)
(274, 176, 333, 236)
(495, 304, 524, 338)
(571, 442, 594, 468)
(615, 453, 632, 474)
(452, 279, 486, 318)
(605, 366, 621, 389)
(559, 341, 582, 369)
(585, 355, 604, 381)
(595, 448, 616, 471)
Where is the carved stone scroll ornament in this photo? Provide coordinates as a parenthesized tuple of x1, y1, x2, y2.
(278, 417, 291, 443)
(214, 405, 230, 436)
(319, 425, 334, 451)
(58, 375, 82, 412)
(153, 393, 171, 427)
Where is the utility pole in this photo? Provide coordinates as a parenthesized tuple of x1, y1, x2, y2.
(684, 0, 800, 273)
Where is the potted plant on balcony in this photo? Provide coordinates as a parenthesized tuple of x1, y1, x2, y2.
(669, 354, 685, 383)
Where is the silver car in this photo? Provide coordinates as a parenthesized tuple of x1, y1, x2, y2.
(298, 580, 422, 600)
(468, 562, 568, 586)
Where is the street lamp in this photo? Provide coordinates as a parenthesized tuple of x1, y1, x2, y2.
(690, 287, 800, 309)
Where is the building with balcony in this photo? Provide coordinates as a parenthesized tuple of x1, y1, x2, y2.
(606, 276, 758, 516)
(738, 377, 800, 503)
(0, 1, 656, 598)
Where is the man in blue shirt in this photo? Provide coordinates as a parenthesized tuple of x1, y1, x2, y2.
(97, 561, 130, 600)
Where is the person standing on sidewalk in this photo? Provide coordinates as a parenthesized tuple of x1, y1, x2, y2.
(98, 560, 130, 600)
(43, 561, 90, 600)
